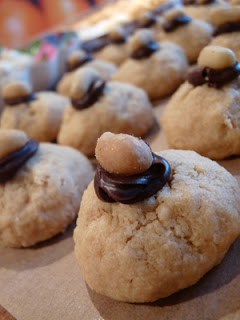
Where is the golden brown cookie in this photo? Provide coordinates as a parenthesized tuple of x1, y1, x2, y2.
(74, 133, 240, 302)
(1, 81, 69, 142)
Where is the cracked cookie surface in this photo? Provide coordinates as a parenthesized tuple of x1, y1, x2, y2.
(74, 149, 240, 302)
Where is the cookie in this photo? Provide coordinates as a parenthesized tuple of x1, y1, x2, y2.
(209, 7, 240, 61)
(161, 46, 240, 159)
(83, 26, 130, 66)
(219, 309, 240, 320)
(57, 66, 155, 157)
(56, 49, 117, 97)
(74, 133, 240, 302)
(112, 29, 188, 100)
(0, 129, 94, 248)
(183, 0, 229, 23)
(155, 7, 213, 63)
(1, 81, 69, 142)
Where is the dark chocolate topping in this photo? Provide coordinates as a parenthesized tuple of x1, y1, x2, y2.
(0, 138, 39, 183)
(94, 153, 172, 204)
(163, 14, 192, 32)
(213, 21, 240, 36)
(71, 79, 105, 110)
(131, 41, 159, 59)
(188, 62, 240, 88)
(4, 93, 36, 106)
(66, 52, 92, 72)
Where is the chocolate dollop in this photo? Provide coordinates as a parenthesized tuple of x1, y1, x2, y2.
(188, 62, 240, 88)
(131, 41, 159, 59)
(0, 138, 39, 183)
(4, 93, 36, 106)
(213, 21, 240, 36)
(71, 79, 105, 110)
(66, 52, 92, 72)
(163, 15, 192, 32)
(94, 153, 172, 204)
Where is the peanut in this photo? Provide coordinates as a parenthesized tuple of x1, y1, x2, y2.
(95, 132, 153, 175)
(198, 45, 236, 70)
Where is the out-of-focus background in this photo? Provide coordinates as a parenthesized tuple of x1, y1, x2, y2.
(0, 0, 107, 48)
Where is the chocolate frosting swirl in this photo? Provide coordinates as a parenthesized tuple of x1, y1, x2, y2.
(213, 21, 240, 36)
(0, 138, 39, 183)
(71, 79, 105, 110)
(66, 52, 92, 72)
(4, 93, 36, 106)
(94, 153, 172, 204)
(131, 41, 159, 59)
(188, 62, 240, 88)
(163, 15, 192, 32)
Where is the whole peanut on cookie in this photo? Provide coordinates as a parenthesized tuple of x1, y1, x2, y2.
(0, 129, 29, 160)
(70, 67, 100, 100)
(129, 29, 154, 52)
(198, 45, 236, 70)
(2, 81, 32, 100)
(95, 132, 153, 175)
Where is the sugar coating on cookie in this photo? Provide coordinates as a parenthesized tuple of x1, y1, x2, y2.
(1, 81, 69, 142)
(74, 149, 240, 302)
(0, 142, 94, 248)
(95, 132, 153, 175)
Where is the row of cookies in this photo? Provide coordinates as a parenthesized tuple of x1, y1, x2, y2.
(0, 0, 240, 306)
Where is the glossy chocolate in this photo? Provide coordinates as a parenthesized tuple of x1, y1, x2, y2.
(4, 93, 36, 106)
(131, 41, 159, 59)
(188, 62, 240, 88)
(213, 21, 240, 36)
(66, 52, 93, 72)
(71, 79, 105, 110)
(0, 138, 39, 183)
(163, 15, 192, 32)
(94, 153, 172, 204)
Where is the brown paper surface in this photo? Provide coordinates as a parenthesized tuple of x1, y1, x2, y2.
(0, 100, 240, 320)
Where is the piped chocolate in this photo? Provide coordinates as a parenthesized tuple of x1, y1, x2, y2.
(4, 93, 36, 106)
(71, 79, 105, 110)
(131, 41, 159, 59)
(163, 15, 192, 32)
(0, 138, 39, 183)
(213, 21, 240, 36)
(94, 153, 171, 204)
(188, 62, 240, 88)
